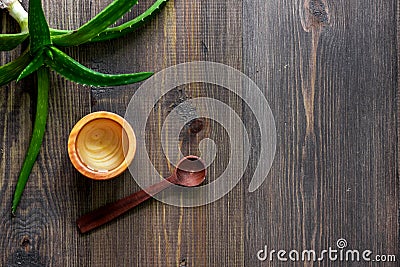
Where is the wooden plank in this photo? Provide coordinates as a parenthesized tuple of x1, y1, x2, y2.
(243, 0, 398, 265)
(1, 1, 92, 266)
(1, 0, 398, 266)
(1, 0, 244, 266)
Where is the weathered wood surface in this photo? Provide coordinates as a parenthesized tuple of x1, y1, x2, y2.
(0, 0, 398, 266)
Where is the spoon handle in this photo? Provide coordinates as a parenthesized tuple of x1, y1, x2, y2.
(76, 177, 174, 233)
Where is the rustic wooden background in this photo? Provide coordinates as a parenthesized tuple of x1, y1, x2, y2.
(0, 0, 398, 266)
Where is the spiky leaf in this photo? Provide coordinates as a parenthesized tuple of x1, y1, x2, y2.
(52, 0, 139, 46)
(28, 0, 51, 54)
(45, 46, 153, 87)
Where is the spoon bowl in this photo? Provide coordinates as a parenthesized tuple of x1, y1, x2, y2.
(173, 156, 206, 187)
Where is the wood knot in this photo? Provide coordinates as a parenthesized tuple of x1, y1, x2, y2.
(179, 258, 187, 266)
(20, 236, 31, 252)
(308, 0, 329, 24)
(301, 0, 330, 32)
(188, 118, 204, 134)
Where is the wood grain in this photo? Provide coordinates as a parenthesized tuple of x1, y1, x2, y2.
(0, 0, 398, 266)
(243, 0, 398, 266)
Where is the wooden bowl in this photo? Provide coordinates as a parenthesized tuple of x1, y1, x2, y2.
(68, 111, 136, 180)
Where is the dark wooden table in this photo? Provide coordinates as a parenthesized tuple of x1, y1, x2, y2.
(0, 0, 398, 266)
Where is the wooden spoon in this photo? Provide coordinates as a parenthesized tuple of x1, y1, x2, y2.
(76, 155, 206, 233)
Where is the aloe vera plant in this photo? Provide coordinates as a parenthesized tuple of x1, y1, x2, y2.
(0, 0, 169, 214)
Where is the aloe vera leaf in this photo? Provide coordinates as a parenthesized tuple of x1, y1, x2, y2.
(0, 26, 65, 52)
(90, 0, 169, 42)
(28, 0, 51, 55)
(17, 50, 44, 81)
(0, 26, 67, 52)
(52, 0, 139, 46)
(47, 0, 168, 43)
(0, 51, 31, 86)
(50, 28, 69, 36)
(44, 47, 54, 61)
(0, 32, 29, 51)
(0, 28, 67, 52)
(12, 67, 49, 215)
(45, 46, 153, 86)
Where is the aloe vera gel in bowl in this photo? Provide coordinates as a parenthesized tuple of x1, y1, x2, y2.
(68, 111, 136, 180)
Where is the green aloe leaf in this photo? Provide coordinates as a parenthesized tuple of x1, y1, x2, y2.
(45, 46, 153, 86)
(50, 28, 69, 36)
(17, 50, 45, 81)
(28, 0, 51, 54)
(0, 0, 168, 50)
(12, 67, 49, 215)
(0, 32, 29, 51)
(0, 51, 31, 86)
(90, 0, 169, 42)
(52, 0, 139, 46)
